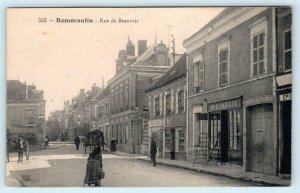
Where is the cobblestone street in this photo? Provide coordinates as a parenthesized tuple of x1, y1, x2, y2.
(6, 143, 261, 187)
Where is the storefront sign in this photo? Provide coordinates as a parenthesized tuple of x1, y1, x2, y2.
(279, 93, 292, 101)
(208, 97, 242, 112)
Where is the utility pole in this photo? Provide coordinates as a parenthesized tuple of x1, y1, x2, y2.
(171, 35, 176, 64)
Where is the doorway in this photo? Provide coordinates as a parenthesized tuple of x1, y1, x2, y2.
(248, 104, 274, 174)
(170, 129, 175, 160)
(280, 101, 291, 174)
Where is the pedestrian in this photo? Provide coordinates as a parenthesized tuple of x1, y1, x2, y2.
(17, 136, 24, 163)
(150, 136, 157, 166)
(110, 138, 117, 152)
(75, 136, 80, 150)
(84, 147, 103, 187)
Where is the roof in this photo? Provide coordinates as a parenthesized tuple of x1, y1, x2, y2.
(146, 53, 186, 92)
(183, 7, 238, 45)
(7, 80, 44, 101)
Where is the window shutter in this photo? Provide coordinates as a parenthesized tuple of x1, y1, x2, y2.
(152, 96, 155, 117)
(171, 90, 174, 113)
(183, 89, 186, 112)
(175, 90, 179, 114)
(159, 93, 163, 116)
(163, 92, 167, 116)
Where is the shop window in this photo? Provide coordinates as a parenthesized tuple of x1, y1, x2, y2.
(209, 113, 221, 149)
(154, 97, 160, 117)
(165, 130, 171, 150)
(218, 48, 229, 86)
(166, 94, 172, 115)
(283, 29, 292, 71)
(193, 61, 204, 93)
(228, 109, 242, 150)
(178, 90, 184, 113)
(178, 130, 185, 152)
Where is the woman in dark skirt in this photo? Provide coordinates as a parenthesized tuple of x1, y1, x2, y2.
(84, 147, 103, 187)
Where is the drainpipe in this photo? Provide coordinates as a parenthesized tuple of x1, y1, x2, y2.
(185, 53, 189, 159)
(272, 7, 279, 176)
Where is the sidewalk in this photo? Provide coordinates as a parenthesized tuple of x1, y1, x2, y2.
(111, 150, 291, 186)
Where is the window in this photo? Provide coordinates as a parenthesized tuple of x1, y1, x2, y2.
(283, 29, 292, 71)
(95, 105, 102, 119)
(124, 81, 129, 109)
(111, 89, 115, 114)
(228, 109, 242, 150)
(250, 19, 267, 77)
(165, 94, 171, 115)
(252, 32, 265, 76)
(154, 97, 160, 117)
(119, 123, 123, 143)
(26, 109, 34, 119)
(165, 130, 170, 150)
(116, 87, 119, 112)
(219, 48, 229, 86)
(209, 113, 221, 149)
(178, 90, 184, 113)
(193, 61, 204, 93)
(178, 130, 185, 152)
(120, 90, 124, 110)
(105, 103, 109, 116)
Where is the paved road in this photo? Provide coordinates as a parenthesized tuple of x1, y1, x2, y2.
(6, 144, 261, 187)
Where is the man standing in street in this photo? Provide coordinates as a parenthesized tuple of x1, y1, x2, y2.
(74, 136, 80, 150)
(150, 136, 157, 166)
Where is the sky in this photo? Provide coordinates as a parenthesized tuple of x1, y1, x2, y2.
(7, 8, 223, 118)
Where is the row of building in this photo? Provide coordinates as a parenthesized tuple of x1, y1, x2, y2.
(51, 7, 292, 177)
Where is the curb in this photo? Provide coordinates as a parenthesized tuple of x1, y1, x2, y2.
(137, 158, 287, 187)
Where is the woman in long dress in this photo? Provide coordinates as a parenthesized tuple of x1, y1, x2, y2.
(84, 147, 102, 186)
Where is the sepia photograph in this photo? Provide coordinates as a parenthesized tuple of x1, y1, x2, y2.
(5, 7, 292, 187)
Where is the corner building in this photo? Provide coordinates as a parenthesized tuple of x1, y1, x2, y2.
(184, 7, 279, 175)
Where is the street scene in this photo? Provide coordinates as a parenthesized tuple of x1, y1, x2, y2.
(7, 143, 262, 187)
(6, 7, 292, 187)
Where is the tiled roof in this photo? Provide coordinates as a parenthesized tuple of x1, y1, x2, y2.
(146, 53, 186, 92)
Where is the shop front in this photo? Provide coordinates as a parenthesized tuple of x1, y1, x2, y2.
(149, 119, 163, 158)
(164, 114, 186, 161)
(207, 96, 243, 165)
(278, 90, 292, 175)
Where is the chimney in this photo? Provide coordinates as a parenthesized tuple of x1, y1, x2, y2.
(126, 36, 135, 56)
(138, 40, 147, 56)
(25, 85, 28, 99)
(80, 89, 85, 95)
(91, 83, 100, 97)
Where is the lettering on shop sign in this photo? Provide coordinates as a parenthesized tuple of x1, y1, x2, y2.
(208, 97, 242, 112)
(279, 93, 292, 101)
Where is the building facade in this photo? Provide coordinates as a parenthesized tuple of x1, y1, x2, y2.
(146, 53, 187, 160)
(275, 7, 292, 176)
(92, 87, 110, 147)
(7, 80, 46, 146)
(183, 7, 281, 175)
(107, 39, 174, 154)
